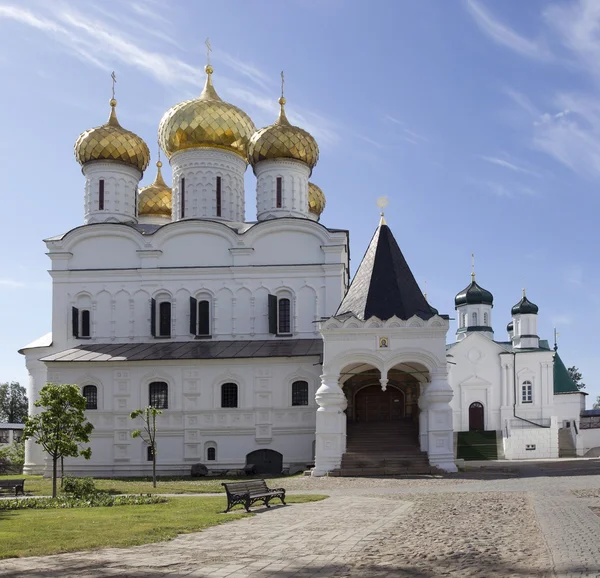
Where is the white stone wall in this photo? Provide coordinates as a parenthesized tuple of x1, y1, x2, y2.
(83, 162, 141, 224)
(255, 159, 310, 220)
(170, 148, 246, 222)
(34, 357, 321, 476)
(576, 428, 600, 457)
(503, 417, 559, 459)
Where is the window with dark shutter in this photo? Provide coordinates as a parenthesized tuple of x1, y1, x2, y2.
(207, 447, 216, 460)
(198, 300, 210, 336)
(149, 382, 168, 409)
(268, 294, 277, 334)
(180, 177, 185, 218)
(159, 302, 171, 337)
(82, 385, 98, 410)
(292, 381, 309, 406)
(216, 176, 222, 217)
(221, 383, 238, 408)
(81, 310, 91, 338)
(72, 306, 79, 338)
(189, 296, 197, 335)
(276, 177, 282, 208)
(278, 298, 291, 334)
(150, 298, 156, 337)
(99, 179, 105, 210)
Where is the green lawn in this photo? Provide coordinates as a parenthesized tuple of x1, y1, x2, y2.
(0, 474, 301, 496)
(0, 494, 327, 559)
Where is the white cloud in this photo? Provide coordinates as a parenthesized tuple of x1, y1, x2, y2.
(465, 0, 552, 61)
(478, 155, 541, 177)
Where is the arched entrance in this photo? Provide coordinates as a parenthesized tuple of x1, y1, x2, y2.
(246, 449, 283, 475)
(355, 384, 404, 422)
(469, 402, 484, 431)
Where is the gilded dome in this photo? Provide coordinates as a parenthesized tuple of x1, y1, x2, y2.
(308, 182, 326, 217)
(248, 97, 319, 172)
(74, 99, 150, 173)
(138, 161, 172, 218)
(158, 65, 256, 160)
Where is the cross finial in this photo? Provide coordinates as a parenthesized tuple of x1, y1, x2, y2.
(377, 197, 388, 225)
(424, 280, 428, 301)
(471, 253, 475, 281)
(157, 138, 161, 165)
(111, 71, 117, 100)
(554, 327, 559, 351)
(281, 71, 285, 99)
(205, 38, 212, 66)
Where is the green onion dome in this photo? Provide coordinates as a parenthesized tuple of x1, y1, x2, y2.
(455, 278, 494, 308)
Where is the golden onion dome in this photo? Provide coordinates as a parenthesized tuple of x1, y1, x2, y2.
(74, 99, 150, 173)
(308, 182, 326, 217)
(158, 65, 256, 160)
(248, 97, 319, 172)
(138, 161, 172, 218)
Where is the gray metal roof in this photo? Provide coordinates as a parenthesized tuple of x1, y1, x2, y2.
(40, 339, 324, 363)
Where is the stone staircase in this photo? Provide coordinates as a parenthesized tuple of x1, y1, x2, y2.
(330, 420, 441, 476)
(456, 431, 499, 460)
(558, 427, 577, 458)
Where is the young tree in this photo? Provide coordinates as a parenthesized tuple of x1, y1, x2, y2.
(130, 407, 162, 488)
(593, 396, 600, 410)
(0, 382, 28, 423)
(23, 383, 94, 498)
(567, 367, 585, 390)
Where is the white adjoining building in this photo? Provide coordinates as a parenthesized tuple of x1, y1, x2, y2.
(20, 65, 592, 477)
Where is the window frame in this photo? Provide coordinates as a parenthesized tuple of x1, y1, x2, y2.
(277, 297, 292, 335)
(221, 382, 238, 408)
(291, 380, 309, 406)
(216, 176, 222, 217)
(207, 446, 216, 461)
(149, 381, 169, 409)
(483, 312, 489, 326)
(147, 445, 154, 462)
(82, 385, 98, 410)
(180, 177, 185, 218)
(99, 179, 105, 211)
(276, 176, 283, 208)
(190, 296, 211, 337)
(471, 312, 478, 325)
(521, 380, 533, 404)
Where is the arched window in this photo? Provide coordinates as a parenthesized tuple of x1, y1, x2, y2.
(483, 312, 489, 326)
(472, 312, 478, 325)
(276, 176, 283, 208)
(180, 177, 185, 218)
(221, 383, 238, 408)
(216, 176, 222, 217)
(292, 381, 309, 406)
(461, 313, 467, 328)
(189, 297, 211, 336)
(149, 382, 168, 409)
(82, 385, 98, 410)
(522, 380, 533, 403)
(207, 446, 216, 461)
(159, 302, 171, 337)
(278, 298, 291, 335)
(147, 445, 154, 461)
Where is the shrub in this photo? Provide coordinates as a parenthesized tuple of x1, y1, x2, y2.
(0, 494, 167, 510)
(62, 476, 97, 498)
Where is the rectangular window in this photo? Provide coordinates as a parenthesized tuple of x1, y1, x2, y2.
(99, 179, 105, 210)
(278, 298, 291, 334)
(522, 382, 533, 403)
(276, 177, 282, 208)
(180, 177, 185, 218)
(81, 310, 91, 338)
(221, 383, 238, 408)
(198, 300, 210, 336)
(158, 302, 171, 337)
(216, 176, 222, 217)
(72, 306, 79, 338)
(0, 431, 9, 444)
(149, 382, 168, 409)
(292, 381, 309, 406)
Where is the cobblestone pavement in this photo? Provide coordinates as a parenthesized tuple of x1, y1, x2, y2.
(2, 468, 600, 577)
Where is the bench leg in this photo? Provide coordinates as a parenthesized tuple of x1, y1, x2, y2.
(280, 494, 286, 506)
(245, 496, 251, 513)
(264, 497, 271, 508)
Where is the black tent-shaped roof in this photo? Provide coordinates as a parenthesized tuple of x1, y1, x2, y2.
(336, 219, 436, 321)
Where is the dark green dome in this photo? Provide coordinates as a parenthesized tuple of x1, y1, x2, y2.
(507, 321, 514, 332)
(511, 295, 538, 315)
(455, 279, 493, 308)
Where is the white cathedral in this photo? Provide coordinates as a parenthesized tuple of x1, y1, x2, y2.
(20, 64, 587, 478)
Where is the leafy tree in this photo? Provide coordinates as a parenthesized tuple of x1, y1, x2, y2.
(0, 441, 25, 473)
(130, 407, 162, 488)
(0, 382, 28, 423)
(23, 383, 94, 498)
(593, 396, 600, 410)
(567, 367, 585, 390)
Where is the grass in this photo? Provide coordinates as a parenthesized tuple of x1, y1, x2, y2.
(0, 474, 302, 496)
(0, 494, 327, 559)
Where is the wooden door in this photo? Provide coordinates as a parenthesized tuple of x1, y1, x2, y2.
(246, 449, 283, 475)
(355, 385, 404, 422)
(469, 402, 485, 431)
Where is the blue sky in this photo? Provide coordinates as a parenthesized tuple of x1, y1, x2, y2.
(0, 0, 598, 404)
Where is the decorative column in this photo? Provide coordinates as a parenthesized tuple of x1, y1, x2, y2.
(312, 374, 347, 477)
(425, 371, 458, 472)
(418, 385, 429, 452)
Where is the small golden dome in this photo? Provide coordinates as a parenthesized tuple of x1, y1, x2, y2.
(74, 99, 150, 173)
(308, 182, 326, 217)
(138, 161, 172, 218)
(158, 65, 256, 160)
(248, 97, 319, 172)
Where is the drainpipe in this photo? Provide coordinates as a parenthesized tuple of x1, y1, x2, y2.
(512, 351, 549, 428)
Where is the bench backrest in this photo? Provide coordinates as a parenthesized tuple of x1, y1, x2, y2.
(0, 479, 24, 487)
(222, 479, 269, 495)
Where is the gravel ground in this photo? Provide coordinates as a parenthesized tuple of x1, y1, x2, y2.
(572, 488, 600, 498)
(349, 492, 551, 577)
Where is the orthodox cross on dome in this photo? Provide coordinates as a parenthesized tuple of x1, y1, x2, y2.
(111, 71, 117, 100)
(423, 280, 428, 301)
(554, 327, 559, 351)
(205, 38, 212, 66)
(471, 252, 475, 281)
(281, 70, 285, 99)
(157, 138, 161, 165)
(377, 196, 388, 225)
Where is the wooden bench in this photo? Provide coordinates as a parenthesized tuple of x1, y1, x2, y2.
(0, 479, 25, 496)
(222, 479, 286, 513)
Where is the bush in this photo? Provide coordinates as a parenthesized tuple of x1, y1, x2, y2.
(62, 475, 97, 498)
(0, 494, 167, 510)
(0, 442, 24, 473)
